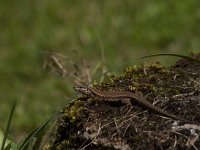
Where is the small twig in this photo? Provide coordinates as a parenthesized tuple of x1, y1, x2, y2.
(172, 92, 195, 98)
(79, 122, 102, 150)
(114, 118, 120, 135)
(173, 134, 177, 149)
(50, 55, 67, 77)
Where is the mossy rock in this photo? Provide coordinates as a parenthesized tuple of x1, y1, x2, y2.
(43, 55, 200, 150)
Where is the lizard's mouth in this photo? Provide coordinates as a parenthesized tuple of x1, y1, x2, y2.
(73, 85, 91, 96)
(73, 85, 84, 92)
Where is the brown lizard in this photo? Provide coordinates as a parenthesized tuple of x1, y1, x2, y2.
(73, 85, 197, 124)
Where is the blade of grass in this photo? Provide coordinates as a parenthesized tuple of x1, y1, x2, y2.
(3, 143, 11, 150)
(4, 142, 18, 150)
(11, 143, 18, 150)
(1, 100, 16, 150)
(27, 137, 37, 150)
(90, 19, 108, 82)
(137, 53, 200, 64)
(19, 113, 55, 150)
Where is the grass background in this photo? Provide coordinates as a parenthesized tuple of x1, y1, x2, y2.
(0, 0, 200, 141)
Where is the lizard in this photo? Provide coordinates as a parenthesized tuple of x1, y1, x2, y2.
(73, 85, 198, 124)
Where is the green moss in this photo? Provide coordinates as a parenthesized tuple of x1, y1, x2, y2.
(96, 63, 177, 95)
(63, 100, 84, 124)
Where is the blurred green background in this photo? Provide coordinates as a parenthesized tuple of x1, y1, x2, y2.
(0, 0, 200, 141)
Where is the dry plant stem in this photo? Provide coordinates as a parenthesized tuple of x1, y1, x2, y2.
(49, 54, 67, 77)
(79, 122, 102, 150)
(74, 86, 198, 124)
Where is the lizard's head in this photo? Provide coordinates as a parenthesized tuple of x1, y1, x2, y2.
(73, 85, 94, 97)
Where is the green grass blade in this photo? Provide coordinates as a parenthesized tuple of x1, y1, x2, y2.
(27, 137, 37, 150)
(3, 143, 11, 150)
(4, 142, 18, 150)
(19, 114, 54, 150)
(137, 53, 200, 64)
(1, 100, 16, 150)
(11, 143, 18, 150)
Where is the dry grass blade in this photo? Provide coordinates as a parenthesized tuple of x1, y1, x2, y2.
(137, 53, 200, 64)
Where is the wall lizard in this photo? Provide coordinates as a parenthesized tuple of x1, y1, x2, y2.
(73, 85, 197, 124)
